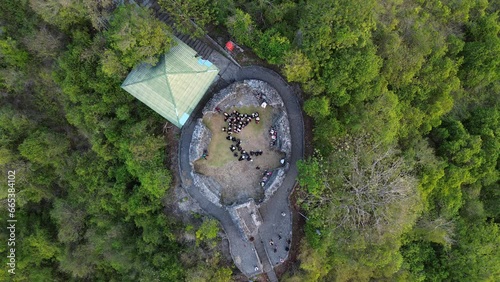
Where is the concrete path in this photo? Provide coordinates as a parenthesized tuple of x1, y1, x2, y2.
(179, 65, 304, 280)
(179, 118, 262, 277)
(255, 234, 279, 282)
(236, 66, 305, 270)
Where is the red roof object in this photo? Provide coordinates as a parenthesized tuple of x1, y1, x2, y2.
(225, 41, 235, 52)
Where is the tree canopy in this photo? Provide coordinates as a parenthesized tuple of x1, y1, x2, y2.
(103, 4, 174, 77)
(1, 0, 499, 281)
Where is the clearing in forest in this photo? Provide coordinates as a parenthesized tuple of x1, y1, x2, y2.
(194, 105, 283, 204)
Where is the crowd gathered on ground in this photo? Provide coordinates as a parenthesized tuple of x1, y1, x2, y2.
(221, 109, 263, 163)
(202, 108, 283, 187)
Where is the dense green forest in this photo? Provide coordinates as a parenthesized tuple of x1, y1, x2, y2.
(1, 0, 499, 281)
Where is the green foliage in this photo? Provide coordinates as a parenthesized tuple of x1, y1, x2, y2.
(0, 0, 38, 37)
(212, 0, 236, 24)
(185, 263, 233, 282)
(24, 230, 60, 266)
(396, 53, 458, 139)
(226, 9, 256, 47)
(303, 96, 330, 118)
(212, 266, 233, 282)
(358, 90, 401, 144)
(226, 8, 294, 65)
(50, 200, 86, 244)
(481, 183, 500, 219)
(322, 44, 382, 106)
(196, 218, 220, 246)
(297, 156, 326, 197)
(2, 0, 499, 280)
(18, 129, 70, 168)
(299, 0, 376, 52)
(101, 49, 127, 77)
(83, 0, 115, 30)
(445, 220, 500, 280)
(264, 1, 297, 26)
(0, 106, 34, 146)
(464, 107, 500, 187)
(433, 119, 483, 170)
(0, 37, 29, 68)
(294, 245, 330, 281)
(104, 4, 174, 77)
(28, 0, 88, 31)
(298, 135, 421, 280)
(427, 107, 499, 217)
(0, 208, 62, 280)
(311, 116, 344, 154)
(158, 0, 215, 37)
(283, 50, 313, 83)
(254, 28, 291, 65)
(0, 3, 188, 278)
(460, 12, 500, 89)
(397, 241, 449, 282)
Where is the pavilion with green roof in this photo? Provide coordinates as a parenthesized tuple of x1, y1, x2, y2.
(121, 38, 219, 128)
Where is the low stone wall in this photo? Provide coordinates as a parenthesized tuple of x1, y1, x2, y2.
(191, 172, 222, 207)
(189, 119, 212, 164)
(203, 80, 285, 115)
(271, 111, 292, 159)
(262, 167, 286, 202)
(245, 79, 284, 107)
(189, 119, 222, 207)
(203, 83, 258, 115)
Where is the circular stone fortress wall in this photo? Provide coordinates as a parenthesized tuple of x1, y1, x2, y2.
(189, 80, 291, 206)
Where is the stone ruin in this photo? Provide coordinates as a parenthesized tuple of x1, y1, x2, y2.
(189, 80, 292, 236)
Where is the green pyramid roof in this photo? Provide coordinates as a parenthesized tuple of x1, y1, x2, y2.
(121, 38, 219, 128)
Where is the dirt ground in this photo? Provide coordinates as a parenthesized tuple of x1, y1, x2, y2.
(194, 105, 284, 205)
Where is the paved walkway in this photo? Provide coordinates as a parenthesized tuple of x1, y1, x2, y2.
(255, 233, 279, 282)
(179, 65, 304, 280)
(236, 67, 305, 268)
(179, 121, 263, 277)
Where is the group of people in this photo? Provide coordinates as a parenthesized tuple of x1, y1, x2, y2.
(222, 110, 260, 134)
(268, 235, 291, 263)
(260, 170, 273, 187)
(221, 110, 265, 162)
(269, 127, 278, 146)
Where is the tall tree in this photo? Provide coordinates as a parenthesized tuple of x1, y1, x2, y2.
(158, 0, 215, 37)
(28, 0, 87, 31)
(297, 134, 421, 280)
(460, 12, 500, 90)
(103, 4, 173, 77)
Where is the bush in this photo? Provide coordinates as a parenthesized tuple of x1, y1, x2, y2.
(254, 29, 291, 64)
